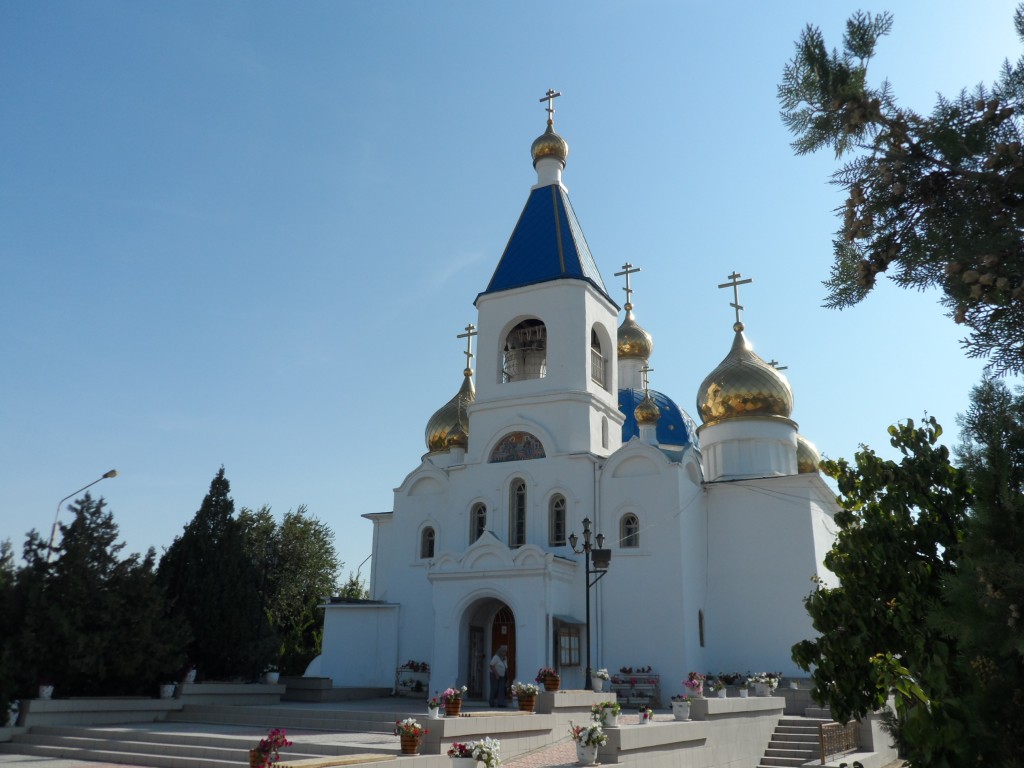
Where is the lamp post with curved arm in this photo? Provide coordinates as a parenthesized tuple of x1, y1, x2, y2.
(569, 517, 611, 690)
(47, 469, 118, 562)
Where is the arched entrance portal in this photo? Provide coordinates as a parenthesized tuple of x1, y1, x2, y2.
(464, 599, 516, 701)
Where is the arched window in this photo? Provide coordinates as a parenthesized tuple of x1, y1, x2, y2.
(502, 319, 547, 382)
(620, 514, 639, 548)
(509, 480, 527, 547)
(420, 527, 436, 558)
(548, 495, 566, 546)
(590, 327, 607, 389)
(471, 503, 487, 543)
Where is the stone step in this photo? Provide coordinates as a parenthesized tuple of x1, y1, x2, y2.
(759, 757, 810, 768)
(765, 746, 817, 760)
(165, 707, 400, 733)
(770, 732, 819, 745)
(0, 741, 239, 768)
(805, 707, 831, 719)
(4, 734, 331, 763)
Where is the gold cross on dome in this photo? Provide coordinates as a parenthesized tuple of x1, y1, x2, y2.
(457, 323, 477, 372)
(614, 262, 641, 308)
(640, 364, 654, 392)
(539, 88, 562, 124)
(718, 271, 753, 328)
(768, 360, 789, 371)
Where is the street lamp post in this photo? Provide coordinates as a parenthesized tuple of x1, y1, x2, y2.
(569, 517, 612, 690)
(47, 469, 118, 562)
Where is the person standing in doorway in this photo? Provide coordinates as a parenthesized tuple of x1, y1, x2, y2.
(488, 645, 508, 707)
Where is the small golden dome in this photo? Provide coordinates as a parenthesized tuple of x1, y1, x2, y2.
(634, 392, 661, 425)
(531, 122, 569, 167)
(796, 434, 821, 474)
(696, 327, 794, 425)
(617, 305, 654, 360)
(425, 371, 475, 452)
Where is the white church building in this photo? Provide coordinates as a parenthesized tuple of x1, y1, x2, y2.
(309, 95, 839, 702)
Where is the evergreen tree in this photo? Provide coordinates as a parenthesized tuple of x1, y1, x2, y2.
(939, 380, 1024, 765)
(779, 7, 1024, 374)
(792, 418, 970, 766)
(159, 468, 262, 679)
(3, 495, 186, 698)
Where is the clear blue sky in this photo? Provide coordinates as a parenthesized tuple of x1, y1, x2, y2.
(2, 1, 1019, 577)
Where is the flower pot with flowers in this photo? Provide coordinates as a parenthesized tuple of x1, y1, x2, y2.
(590, 668, 610, 692)
(536, 667, 560, 692)
(510, 681, 539, 712)
(262, 664, 280, 685)
(6, 700, 19, 728)
(683, 672, 705, 698)
(569, 721, 607, 766)
(249, 728, 292, 768)
(749, 672, 780, 697)
(637, 705, 653, 725)
(447, 742, 476, 768)
(708, 677, 726, 698)
(670, 695, 691, 720)
(395, 718, 428, 754)
(441, 685, 467, 716)
(736, 677, 749, 698)
(590, 700, 621, 727)
(427, 695, 442, 718)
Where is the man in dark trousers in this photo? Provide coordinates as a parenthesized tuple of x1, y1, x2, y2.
(488, 645, 508, 707)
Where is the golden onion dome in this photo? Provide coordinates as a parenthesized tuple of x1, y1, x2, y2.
(796, 434, 821, 474)
(634, 391, 661, 425)
(617, 304, 654, 360)
(696, 324, 794, 425)
(531, 121, 569, 167)
(425, 370, 475, 452)
(447, 422, 468, 451)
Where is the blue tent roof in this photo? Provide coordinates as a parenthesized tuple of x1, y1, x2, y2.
(619, 388, 698, 450)
(477, 184, 612, 304)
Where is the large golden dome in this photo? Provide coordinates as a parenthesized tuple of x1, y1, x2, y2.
(696, 325, 794, 425)
(425, 371, 475, 452)
(617, 304, 654, 360)
(796, 434, 821, 474)
(531, 121, 569, 167)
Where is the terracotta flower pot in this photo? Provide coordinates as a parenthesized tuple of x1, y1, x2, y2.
(445, 699, 462, 717)
(249, 749, 264, 768)
(400, 734, 422, 755)
(517, 694, 536, 712)
(544, 675, 560, 692)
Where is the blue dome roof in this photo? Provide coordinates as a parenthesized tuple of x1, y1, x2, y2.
(619, 388, 698, 450)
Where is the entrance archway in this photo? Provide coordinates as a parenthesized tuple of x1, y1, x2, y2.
(464, 599, 516, 700)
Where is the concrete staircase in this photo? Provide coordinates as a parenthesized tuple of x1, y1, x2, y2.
(757, 714, 828, 768)
(0, 706, 406, 768)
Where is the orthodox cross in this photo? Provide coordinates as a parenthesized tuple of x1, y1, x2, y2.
(457, 323, 477, 374)
(640, 364, 654, 392)
(539, 88, 562, 124)
(614, 262, 641, 308)
(768, 360, 789, 371)
(718, 271, 753, 328)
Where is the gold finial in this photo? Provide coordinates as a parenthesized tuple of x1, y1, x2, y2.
(718, 271, 753, 331)
(615, 262, 641, 310)
(768, 359, 789, 371)
(457, 323, 477, 377)
(539, 88, 562, 126)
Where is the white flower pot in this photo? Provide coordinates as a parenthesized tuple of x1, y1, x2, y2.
(38, 685, 53, 700)
(716, 689, 727, 698)
(183, 669, 197, 684)
(575, 743, 599, 766)
(450, 757, 476, 768)
(6, 711, 17, 727)
(602, 712, 619, 727)
(739, 688, 749, 698)
(671, 701, 691, 720)
(159, 684, 176, 699)
(591, 679, 605, 692)
(263, 671, 280, 685)
(754, 682, 771, 697)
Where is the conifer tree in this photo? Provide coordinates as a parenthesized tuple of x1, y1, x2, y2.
(779, 7, 1024, 374)
(160, 468, 263, 679)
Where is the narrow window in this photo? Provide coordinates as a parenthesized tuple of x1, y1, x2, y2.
(471, 503, 487, 543)
(558, 625, 580, 666)
(549, 495, 566, 546)
(509, 480, 527, 547)
(421, 527, 435, 559)
(620, 514, 639, 548)
(601, 417, 609, 449)
(590, 328, 606, 388)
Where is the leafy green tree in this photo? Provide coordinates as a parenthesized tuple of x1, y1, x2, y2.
(159, 468, 263, 679)
(339, 571, 369, 600)
(779, 8, 1024, 374)
(3, 495, 186, 698)
(938, 379, 1024, 765)
(792, 418, 970, 765)
(239, 505, 341, 675)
